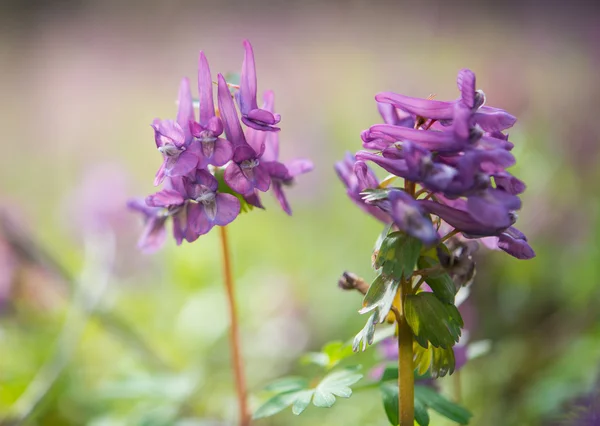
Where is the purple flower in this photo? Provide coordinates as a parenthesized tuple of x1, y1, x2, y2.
(340, 68, 534, 259)
(153, 78, 202, 186)
(334, 153, 391, 223)
(218, 73, 271, 195)
(189, 52, 233, 168)
(185, 170, 241, 235)
(236, 40, 281, 132)
(246, 91, 313, 214)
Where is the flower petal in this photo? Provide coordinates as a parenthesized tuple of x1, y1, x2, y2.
(497, 227, 535, 259)
(214, 193, 241, 226)
(253, 163, 271, 192)
(176, 78, 194, 143)
(187, 203, 213, 236)
(286, 158, 313, 177)
(217, 73, 247, 149)
(456, 69, 476, 109)
(375, 92, 455, 120)
(210, 137, 233, 166)
(198, 51, 215, 127)
(167, 150, 198, 178)
(146, 189, 184, 208)
(138, 216, 167, 253)
(474, 107, 517, 132)
(224, 162, 253, 195)
(467, 189, 520, 229)
(238, 39, 258, 114)
(271, 181, 292, 215)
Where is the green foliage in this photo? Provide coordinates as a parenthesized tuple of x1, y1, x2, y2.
(253, 367, 363, 419)
(404, 292, 463, 349)
(352, 313, 378, 352)
(379, 383, 471, 426)
(359, 275, 400, 323)
(413, 340, 456, 378)
(379, 382, 399, 426)
(301, 341, 355, 370)
(374, 232, 422, 281)
(417, 255, 456, 304)
(414, 385, 472, 424)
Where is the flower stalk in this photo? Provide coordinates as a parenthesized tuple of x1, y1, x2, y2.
(397, 277, 414, 425)
(218, 225, 249, 426)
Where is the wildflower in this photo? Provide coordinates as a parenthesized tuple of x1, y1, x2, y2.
(340, 68, 534, 259)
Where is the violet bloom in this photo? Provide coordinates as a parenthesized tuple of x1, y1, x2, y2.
(189, 52, 233, 168)
(342, 67, 534, 259)
(218, 73, 271, 195)
(153, 78, 202, 186)
(236, 40, 281, 132)
(246, 91, 313, 214)
(185, 170, 241, 235)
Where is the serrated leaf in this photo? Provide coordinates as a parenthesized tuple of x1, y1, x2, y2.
(379, 382, 399, 426)
(353, 312, 378, 352)
(415, 386, 472, 424)
(417, 256, 456, 304)
(359, 275, 400, 324)
(405, 293, 463, 349)
(312, 369, 363, 408)
(292, 390, 314, 415)
(413, 340, 456, 378)
(253, 390, 304, 419)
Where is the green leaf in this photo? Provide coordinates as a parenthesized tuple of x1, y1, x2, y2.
(353, 313, 378, 352)
(264, 376, 309, 393)
(292, 390, 315, 415)
(375, 232, 422, 280)
(360, 275, 400, 323)
(253, 390, 305, 419)
(415, 386, 472, 424)
(379, 382, 399, 426)
(413, 341, 456, 378)
(301, 341, 356, 369)
(300, 352, 330, 368)
(404, 293, 463, 349)
(414, 397, 431, 426)
(312, 368, 363, 408)
(417, 256, 456, 304)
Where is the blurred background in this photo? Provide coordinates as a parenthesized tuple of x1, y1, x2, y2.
(1, 1, 599, 425)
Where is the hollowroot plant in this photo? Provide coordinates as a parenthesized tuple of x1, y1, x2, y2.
(128, 40, 312, 426)
(254, 69, 534, 425)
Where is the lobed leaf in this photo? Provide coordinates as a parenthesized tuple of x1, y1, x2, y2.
(405, 293, 463, 349)
(359, 275, 400, 324)
(417, 255, 456, 304)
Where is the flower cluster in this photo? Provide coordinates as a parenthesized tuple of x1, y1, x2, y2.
(129, 41, 312, 252)
(336, 69, 534, 259)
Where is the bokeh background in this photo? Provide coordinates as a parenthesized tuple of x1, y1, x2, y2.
(1, 1, 599, 425)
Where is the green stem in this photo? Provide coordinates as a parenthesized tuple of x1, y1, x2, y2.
(219, 226, 250, 426)
(397, 279, 414, 425)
